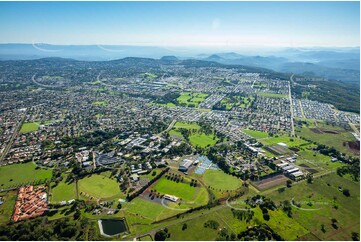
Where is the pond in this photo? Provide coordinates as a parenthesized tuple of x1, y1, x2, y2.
(98, 219, 128, 237)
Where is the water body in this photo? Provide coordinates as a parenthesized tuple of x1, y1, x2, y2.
(98, 219, 128, 236)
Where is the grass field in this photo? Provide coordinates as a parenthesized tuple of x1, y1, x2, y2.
(50, 180, 77, 203)
(0, 162, 52, 188)
(78, 173, 120, 200)
(169, 122, 219, 148)
(0, 191, 17, 224)
(93, 101, 108, 106)
(202, 169, 242, 191)
(176, 92, 208, 108)
(20, 122, 40, 133)
(125, 198, 180, 221)
(152, 177, 206, 203)
(266, 173, 360, 240)
(295, 121, 358, 156)
(242, 129, 269, 139)
(219, 95, 254, 110)
(260, 135, 310, 148)
(257, 92, 288, 98)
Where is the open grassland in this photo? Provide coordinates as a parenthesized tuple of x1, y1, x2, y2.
(295, 121, 358, 156)
(166, 204, 308, 241)
(176, 92, 208, 108)
(202, 169, 242, 191)
(20, 122, 40, 133)
(78, 173, 120, 200)
(169, 122, 219, 148)
(0, 162, 52, 188)
(266, 173, 360, 241)
(257, 92, 288, 98)
(242, 129, 269, 139)
(0, 191, 17, 224)
(50, 180, 77, 203)
(296, 149, 345, 172)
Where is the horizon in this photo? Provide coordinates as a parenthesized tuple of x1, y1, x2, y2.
(0, 1, 359, 47)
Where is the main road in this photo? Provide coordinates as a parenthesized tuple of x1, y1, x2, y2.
(289, 75, 295, 136)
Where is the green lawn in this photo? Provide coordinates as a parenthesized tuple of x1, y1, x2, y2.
(0, 162, 52, 188)
(78, 173, 120, 200)
(20, 122, 40, 133)
(202, 169, 242, 191)
(50, 180, 77, 203)
(257, 92, 288, 98)
(242, 129, 269, 139)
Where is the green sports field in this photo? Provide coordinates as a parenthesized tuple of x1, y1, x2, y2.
(20, 122, 40, 133)
(51, 180, 77, 203)
(257, 92, 288, 98)
(242, 129, 269, 139)
(0, 162, 52, 188)
(78, 173, 120, 199)
(153, 177, 202, 202)
(202, 169, 242, 191)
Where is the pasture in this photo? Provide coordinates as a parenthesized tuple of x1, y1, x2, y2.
(266, 173, 360, 241)
(0, 162, 52, 188)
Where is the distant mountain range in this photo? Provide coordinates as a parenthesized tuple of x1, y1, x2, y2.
(0, 43, 359, 84)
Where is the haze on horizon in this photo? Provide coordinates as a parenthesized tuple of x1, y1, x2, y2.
(0, 1, 360, 49)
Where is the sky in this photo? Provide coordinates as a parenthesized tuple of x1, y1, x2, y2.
(0, 1, 359, 48)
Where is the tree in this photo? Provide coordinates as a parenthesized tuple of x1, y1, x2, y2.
(117, 202, 122, 209)
(343, 189, 350, 197)
(182, 223, 187, 231)
(286, 180, 292, 188)
(73, 209, 81, 220)
(155, 230, 168, 241)
(263, 213, 270, 221)
(351, 232, 359, 241)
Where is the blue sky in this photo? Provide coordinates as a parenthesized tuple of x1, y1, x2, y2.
(0, 1, 359, 47)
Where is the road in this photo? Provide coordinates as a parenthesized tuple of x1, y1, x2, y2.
(289, 75, 295, 136)
(0, 112, 26, 164)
